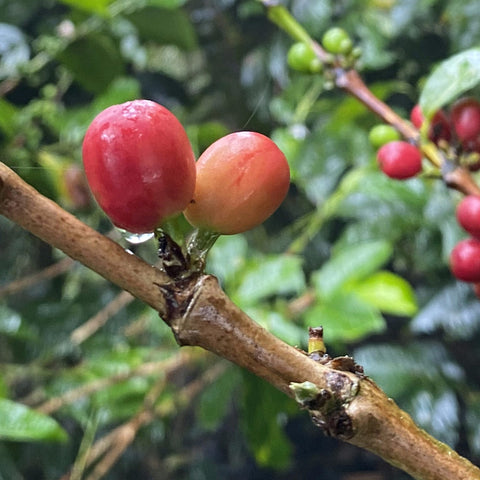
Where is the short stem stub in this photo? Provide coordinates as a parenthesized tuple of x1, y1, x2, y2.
(156, 230, 188, 279)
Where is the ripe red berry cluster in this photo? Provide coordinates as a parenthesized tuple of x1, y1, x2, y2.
(451, 195, 480, 289)
(411, 98, 480, 167)
(82, 100, 290, 237)
(372, 97, 480, 180)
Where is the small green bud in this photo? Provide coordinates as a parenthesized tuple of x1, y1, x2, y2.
(289, 381, 321, 405)
(369, 124, 401, 148)
(287, 42, 322, 74)
(322, 27, 353, 55)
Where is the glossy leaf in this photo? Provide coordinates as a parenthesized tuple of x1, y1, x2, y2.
(234, 254, 305, 307)
(0, 399, 67, 442)
(409, 390, 459, 448)
(411, 282, 480, 339)
(0, 99, 17, 137)
(246, 306, 306, 346)
(420, 48, 480, 117)
(349, 271, 418, 316)
(466, 396, 480, 456)
(304, 291, 386, 343)
(207, 234, 248, 287)
(57, 34, 124, 93)
(241, 372, 294, 469)
(312, 239, 393, 298)
(354, 342, 464, 398)
(147, 0, 188, 8)
(57, 0, 114, 14)
(198, 366, 241, 431)
(126, 7, 197, 51)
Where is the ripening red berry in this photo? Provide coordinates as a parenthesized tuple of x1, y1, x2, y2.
(410, 104, 424, 129)
(377, 141, 422, 179)
(456, 195, 480, 239)
(451, 97, 480, 141)
(473, 283, 480, 299)
(184, 131, 290, 235)
(450, 238, 480, 282)
(82, 100, 196, 233)
(410, 104, 451, 143)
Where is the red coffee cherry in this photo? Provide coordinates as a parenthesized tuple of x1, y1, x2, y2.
(450, 238, 480, 282)
(410, 104, 424, 129)
(82, 100, 196, 233)
(456, 195, 480, 239)
(451, 97, 480, 141)
(410, 104, 451, 143)
(376, 141, 422, 180)
(184, 131, 290, 235)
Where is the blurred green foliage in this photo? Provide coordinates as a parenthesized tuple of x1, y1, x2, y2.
(1, 0, 480, 479)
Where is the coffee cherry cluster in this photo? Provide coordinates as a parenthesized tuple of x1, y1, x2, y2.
(369, 123, 423, 181)
(82, 100, 290, 238)
(413, 98, 480, 290)
(287, 28, 361, 77)
(411, 98, 480, 169)
(370, 96, 480, 181)
(451, 196, 480, 289)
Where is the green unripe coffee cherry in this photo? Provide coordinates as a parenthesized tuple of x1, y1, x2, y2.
(287, 42, 322, 74)
(369, 124, 401, 148)
(322, 27, 353, 55)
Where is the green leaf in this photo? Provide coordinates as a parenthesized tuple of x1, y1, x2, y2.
(411, 282, 480, 340)
(197, 367, 240, 431)
(0, 399, 67, 442)
(246, 307, 305, 346)
(241, 372, 294, 470)
(312, 240, 393, 298)
(234, 255, 305, 307)
(0, 99, 17, 137)
(147, 0, 188, 8)
(126, 7, 197, 51)
(348, 271, 418, 317)
(57, 34, 124, 94)
(420, 48, 480, 117)
(354, 342, 464, 399)
(466, 395, 480, 457)
(304, 291, 386, 343)
(207, 234, 248, 287)
(56, 0, 113, 15)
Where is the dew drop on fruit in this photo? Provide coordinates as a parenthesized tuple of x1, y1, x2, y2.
(118, 229, 155, 245)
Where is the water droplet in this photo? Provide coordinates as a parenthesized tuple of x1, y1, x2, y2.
(118, 229, 154, 245)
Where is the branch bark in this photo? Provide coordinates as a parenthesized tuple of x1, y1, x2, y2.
(1, 161, 479, 480)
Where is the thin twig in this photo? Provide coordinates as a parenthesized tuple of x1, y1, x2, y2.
(36, 356, 185, 415)
(61, 360, 228, 480)
(0, 256, 75, 298)
(70, 290, 134, 345)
